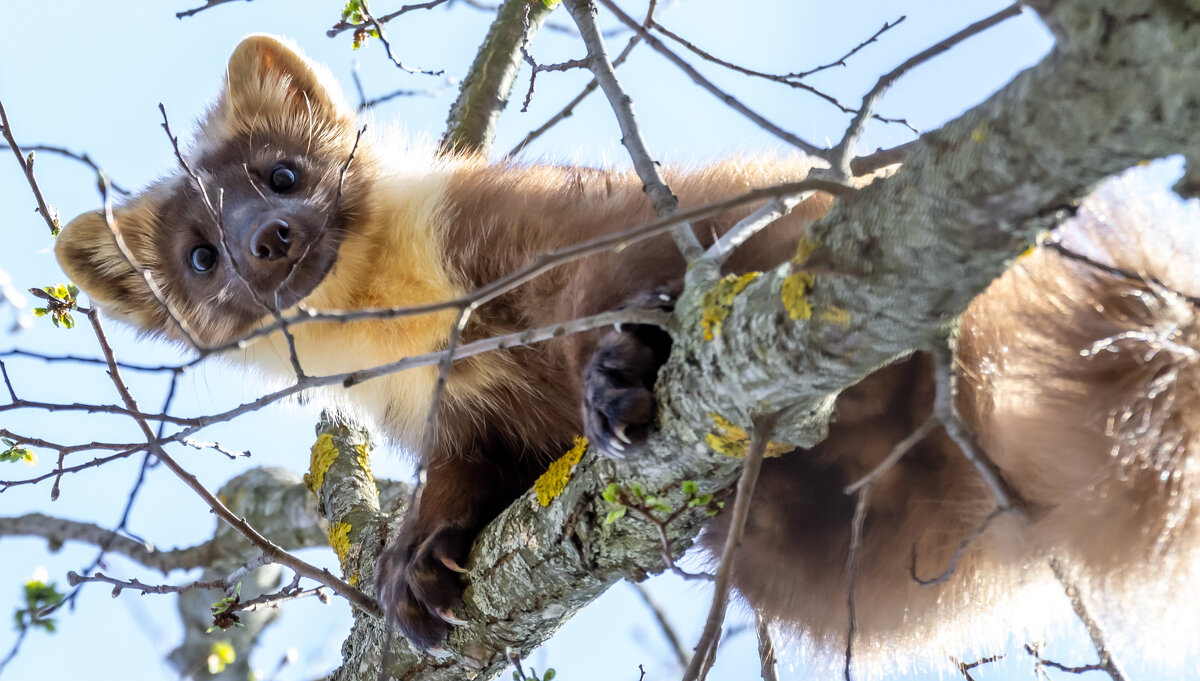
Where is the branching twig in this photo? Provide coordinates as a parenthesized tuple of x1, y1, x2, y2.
(1048, 558, 1128, 681)
(85, 308, 382, 617)
(830, 4, 1022, 176)
(328, 0, 452, 37)
(910, 507, 1004, 586)
(563, 0, 704, 262)
(357, 0, 445, 76)
(592, 0, 826, 158)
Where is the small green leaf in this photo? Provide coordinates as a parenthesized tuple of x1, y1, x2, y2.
(32, 307, 47, 317)
(602, 482, 619, 504)
(543, 669, 556, 681)
(604, 506, 626, 524)
(682, 480, 698, 496)
(630, 483, 644, 499)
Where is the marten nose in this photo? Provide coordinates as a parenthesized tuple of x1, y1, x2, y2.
(250, 218, 292, 260)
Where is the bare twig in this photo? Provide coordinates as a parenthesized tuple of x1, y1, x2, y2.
(682, 411, 781, 681)
(507, 5, 648, 157)
(328, 0, 452, 37)
(0, 97, 60, 235)
(176, 0, 252, 19)
(592, 0, 826, 158)
(563, 0, 704, 262)
(85, 308, 382, 617)
(1048, 558, 1129, 680)
(910, 507, 1004, 586)
(844, 415, 937, 494)
(843, 484, 871, 681)
(830, 4, 1022, 176)
(755, 614, 779, 681)
(22, 145, 130, 195)
(704, 189, 820, 266)
(932, 345, 1026, 517)
(651, 17, 915, 132)
(951, 654, 1005, 681)
(630, 582, 691, 668)
(357, 0, 445, 76)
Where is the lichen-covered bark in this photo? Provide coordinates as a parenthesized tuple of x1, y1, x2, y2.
(326, 2, 1200, 679)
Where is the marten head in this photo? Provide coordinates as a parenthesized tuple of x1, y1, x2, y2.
(55, 35, 374, 348)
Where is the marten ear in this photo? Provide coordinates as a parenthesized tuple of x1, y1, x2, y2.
(220, 34, 351, 124)
(55, 208, 160, 328)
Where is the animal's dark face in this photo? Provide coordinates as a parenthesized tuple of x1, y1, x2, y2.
(55, 34, 374, 348)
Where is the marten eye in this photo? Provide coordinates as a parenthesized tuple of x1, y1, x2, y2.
(189, 245, 218, 273)
(269, 163, 297, 193)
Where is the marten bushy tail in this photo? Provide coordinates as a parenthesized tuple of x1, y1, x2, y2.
(703, 170, 1200, 674)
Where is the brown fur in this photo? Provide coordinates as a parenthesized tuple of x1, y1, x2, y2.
(54, 35, 1200, 668)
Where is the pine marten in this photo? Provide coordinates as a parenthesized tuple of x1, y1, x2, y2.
(54, 35, 1200, 668)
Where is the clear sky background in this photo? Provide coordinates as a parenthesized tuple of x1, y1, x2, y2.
(1, 2, 1185, 680)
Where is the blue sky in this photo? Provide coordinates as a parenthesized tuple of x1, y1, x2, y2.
(3, 1, 1164, 680)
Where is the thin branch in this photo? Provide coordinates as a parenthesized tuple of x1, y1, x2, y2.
(951, 654, 1004, 681)
(630, 582, 691, 669)
(755, 614, 779, 681)
(21, 145, 130, 195)
(0, 97, 60, 235)
(328, 0, 452, 37)
(563, 0, 705, 262)
(843, 485, 871, 681)
(933, 344, 1026, 518)
(682, 411, 781, 681)
(358, 0, 445, 76)
(844, 415, 937, 494)
(507, 4, 648, 157)
(830, 4, 1022, 176)
(910, 507, 1004, 586)
(1048, 558, 1129, 681)
(176, 0, 252, 19)
(84, 308, 382, 617)
(592, 0, 827, 158)
(704, 189, 820, 266)
(651, 17, 916, 132)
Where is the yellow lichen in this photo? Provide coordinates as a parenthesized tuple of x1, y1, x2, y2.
(780, 271, 816, 321)
(819, 306, 851, 327)
(705, 413, 792, 458)
(534, 435, 588, 507)
(305, 433, 339, 494)
(970, 120, 989, 143)
(700, 272, 760, 341)
(328, 521, 358, 585)
(353, 442, 374, 489)
(793, 235, 819, 266)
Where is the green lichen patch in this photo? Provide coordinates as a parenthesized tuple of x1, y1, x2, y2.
(700, 272, 760, 341)
(534, 435, 588, 507)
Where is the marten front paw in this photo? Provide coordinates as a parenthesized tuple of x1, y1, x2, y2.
(583, 321, 673, 458)
(376, 524, 472, 653)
